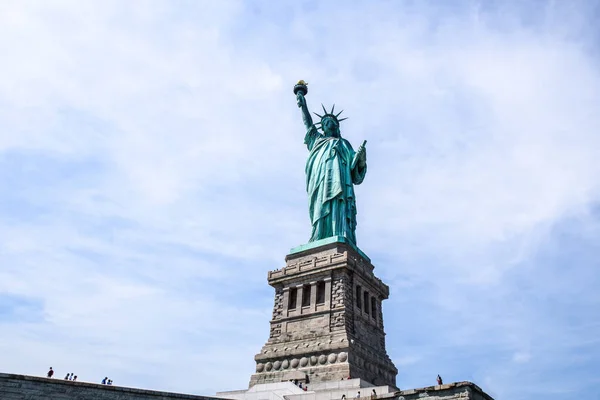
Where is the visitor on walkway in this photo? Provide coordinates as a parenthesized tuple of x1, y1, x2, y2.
(73, 375, 78, 381)
(437, 375, 443, 385)
(356, 391, 360, 398)
(64, 373, 70, 380)
(69, 373, 74, 380)
(101, 377, 108, 384)
(47, 367, 54, 378)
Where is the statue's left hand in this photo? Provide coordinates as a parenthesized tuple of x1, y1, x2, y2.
(356, 145, 367, 167)
(358, 144, 366, 157)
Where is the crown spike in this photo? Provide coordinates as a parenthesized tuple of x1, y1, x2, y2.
(338, 117, 348, 122)
(321, 104, 328, 115)
(313, 112, 323, 118)
(331, 104, 336, 114)
(335, 110, 344, 117)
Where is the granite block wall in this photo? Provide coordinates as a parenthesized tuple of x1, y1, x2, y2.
(395, 382, 494, 400)
(0, 372, 220, 400)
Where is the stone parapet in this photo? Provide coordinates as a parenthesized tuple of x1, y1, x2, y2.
(221, 380, 494, 400)
(0, 372, 220, 400)
(394, 381, 495, 400)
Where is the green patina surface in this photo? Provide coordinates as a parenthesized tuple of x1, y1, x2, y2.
(295, 82, 368, 246)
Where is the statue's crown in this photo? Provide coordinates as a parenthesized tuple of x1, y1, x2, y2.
(313, 104, 347, 128)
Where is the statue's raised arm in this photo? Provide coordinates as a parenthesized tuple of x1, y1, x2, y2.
(294, 80, 313, 130)
(293, 80, 367, 246)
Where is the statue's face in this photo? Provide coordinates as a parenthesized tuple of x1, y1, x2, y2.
(322, 117, 339, 137)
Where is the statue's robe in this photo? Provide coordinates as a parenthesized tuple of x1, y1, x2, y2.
(304, 125, 367, 244)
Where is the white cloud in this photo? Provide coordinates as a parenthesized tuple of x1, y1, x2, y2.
(513, 351, 531, 364)
(0, 1, 599, 399)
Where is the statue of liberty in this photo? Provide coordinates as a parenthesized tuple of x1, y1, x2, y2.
(294, 81, 367, 245)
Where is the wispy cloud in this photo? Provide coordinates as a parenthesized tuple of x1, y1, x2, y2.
(0, 1, 599, 399)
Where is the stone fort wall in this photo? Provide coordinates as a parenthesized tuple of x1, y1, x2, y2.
(0, 373, 494, 400)
(0, 372, 220, 400)
(394, 382, 494, 400)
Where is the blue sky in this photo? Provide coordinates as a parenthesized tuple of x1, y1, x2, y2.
(1, 0, 599, 399)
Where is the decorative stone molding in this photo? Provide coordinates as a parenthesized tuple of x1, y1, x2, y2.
(253, 350, 355, 373)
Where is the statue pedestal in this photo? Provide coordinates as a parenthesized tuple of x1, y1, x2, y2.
(289, 236, 371, 262)
(249, 239, 398, 388)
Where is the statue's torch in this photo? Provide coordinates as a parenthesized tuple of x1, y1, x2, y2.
(293, 80, 308, 97)
(294, 80, 308, 108)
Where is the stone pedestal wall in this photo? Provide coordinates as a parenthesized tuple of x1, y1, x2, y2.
(250, 241, 397, 388)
